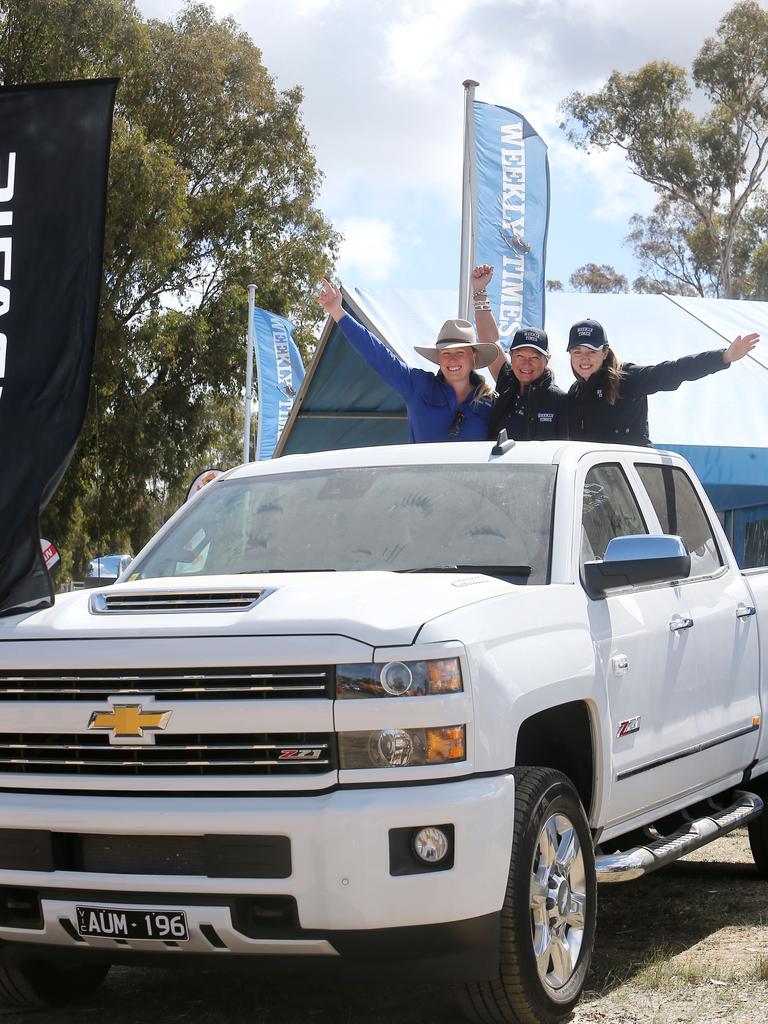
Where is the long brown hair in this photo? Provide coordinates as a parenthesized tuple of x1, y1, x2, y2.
(602, 347, 624, 405)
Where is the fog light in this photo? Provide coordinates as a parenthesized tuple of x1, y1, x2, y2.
(373, 729, 414, 767)
(413, 827, 450, 864)
(380, 661, 413, 696)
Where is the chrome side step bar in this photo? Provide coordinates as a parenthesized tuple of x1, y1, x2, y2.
(595, 789, 764, 883)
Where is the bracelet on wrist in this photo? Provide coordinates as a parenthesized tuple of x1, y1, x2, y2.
(472, 288, 491, 311)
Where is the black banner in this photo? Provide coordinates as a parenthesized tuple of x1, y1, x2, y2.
(0, 79, 117, 617)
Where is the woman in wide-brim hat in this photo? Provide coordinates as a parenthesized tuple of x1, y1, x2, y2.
(317, 278, 497, 443)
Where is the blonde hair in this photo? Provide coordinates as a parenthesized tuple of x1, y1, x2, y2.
(469, 370, 496, 404)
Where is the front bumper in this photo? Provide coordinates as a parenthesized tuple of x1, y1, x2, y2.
(0, 775, 514, 971)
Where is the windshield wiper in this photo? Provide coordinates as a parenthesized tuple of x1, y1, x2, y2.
(399, 564, 532, 577)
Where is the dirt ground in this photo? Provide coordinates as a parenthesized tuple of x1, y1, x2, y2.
(0, 829, 765, 1024)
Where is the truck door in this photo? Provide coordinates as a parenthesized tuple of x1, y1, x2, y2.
(634, 461, 761, 793)
(582, 458, 760, 830)
(579, 460, 684, 826)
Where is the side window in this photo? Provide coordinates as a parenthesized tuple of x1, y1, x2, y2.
(636, 464, 724, 577)
(581, 464, 647, 563)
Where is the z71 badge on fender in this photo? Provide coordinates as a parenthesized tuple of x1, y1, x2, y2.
(617, 716, 641, 738)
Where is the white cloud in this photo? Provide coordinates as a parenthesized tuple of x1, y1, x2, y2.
(136, 0, 743, 286)
(335, 217, 400, 282)
(383, 1, 475, 89)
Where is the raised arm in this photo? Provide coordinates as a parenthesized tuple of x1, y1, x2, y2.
(472, 264, 507, 382)
(317, 278, 345, 322)
(316, 278, 416, 399)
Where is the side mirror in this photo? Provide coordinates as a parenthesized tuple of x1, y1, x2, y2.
(584, 534, 690, 598)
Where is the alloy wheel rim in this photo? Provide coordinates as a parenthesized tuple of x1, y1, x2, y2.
(529, 811, 587, 991)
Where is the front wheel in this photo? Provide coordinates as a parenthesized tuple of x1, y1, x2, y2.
(460, 767, 597, 1024)
(0, 961, 110, 1008)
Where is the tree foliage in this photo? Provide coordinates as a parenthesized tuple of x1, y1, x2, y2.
(561, 0, 768, 299)
(568, 263, 628, 294)
(0, 0, 338, 577)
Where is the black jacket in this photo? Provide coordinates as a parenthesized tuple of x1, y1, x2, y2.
(489, 365, 568, 441)
(567, 350, 729, 446)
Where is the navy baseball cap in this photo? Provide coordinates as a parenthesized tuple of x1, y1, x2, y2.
(568, 319, 608, 351)
(510, 327, 549, 357)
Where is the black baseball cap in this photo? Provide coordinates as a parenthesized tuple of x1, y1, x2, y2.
(510, 327, 549, 357)
(567, 319, 608, 351)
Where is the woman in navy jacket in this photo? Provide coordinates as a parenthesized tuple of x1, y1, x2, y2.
(316, 279, 497, 443)
(566, 318, 760, 445)
(471, 264, 568, 441)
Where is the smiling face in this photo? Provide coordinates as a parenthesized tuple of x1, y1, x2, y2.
(437, 345, 475, 384)
(570, 345, 608, 381)
(510, 347, 548, 386)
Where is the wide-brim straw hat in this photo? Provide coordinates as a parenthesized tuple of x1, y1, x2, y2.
(414, 318, 499, 370)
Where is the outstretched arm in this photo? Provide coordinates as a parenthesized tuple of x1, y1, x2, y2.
(723, 333, 760, 363)
(626, 332, 760, 397)
(472, 264, 507, 382)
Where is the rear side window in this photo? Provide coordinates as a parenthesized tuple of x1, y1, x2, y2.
(636, 464, 723, 577)
(581, 464, 647, 563)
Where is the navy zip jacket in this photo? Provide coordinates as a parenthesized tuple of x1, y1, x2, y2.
(567, 350, 729, 446)
(489, 364, 568, 441)
(338, 313, 494, 443)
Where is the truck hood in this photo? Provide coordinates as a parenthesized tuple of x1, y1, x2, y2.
(0, 572, 510, 648)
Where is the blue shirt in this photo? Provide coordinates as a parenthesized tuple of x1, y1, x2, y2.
(338, 313, 494, 443)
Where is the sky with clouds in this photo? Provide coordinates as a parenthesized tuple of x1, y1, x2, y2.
(137, 0, 748, 294)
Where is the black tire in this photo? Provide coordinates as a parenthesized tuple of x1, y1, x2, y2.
(0, 961, 110, 1008)
(459, 767, 597, 1024)
(748, 809, 768, 878)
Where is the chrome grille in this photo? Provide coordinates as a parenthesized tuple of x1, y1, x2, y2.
(90, 590, 263, 613)
(0, 733, 335, 776)
(0, 667, 332, 701)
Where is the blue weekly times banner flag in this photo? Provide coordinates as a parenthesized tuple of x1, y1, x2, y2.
(472, 101, 550, 347)
(253, 307, 305, 460)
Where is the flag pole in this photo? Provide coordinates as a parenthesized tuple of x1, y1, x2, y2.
(243, 283, 256, 463)
(459, 79, 479, 319)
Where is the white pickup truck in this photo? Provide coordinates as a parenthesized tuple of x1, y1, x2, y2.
(0, 439, 767, 1024)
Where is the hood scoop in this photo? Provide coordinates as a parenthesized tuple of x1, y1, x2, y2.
(89, 590, 264, 614)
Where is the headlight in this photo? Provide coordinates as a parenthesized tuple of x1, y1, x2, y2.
(338, 725, 466, 769)
(336, 658, 463, 698)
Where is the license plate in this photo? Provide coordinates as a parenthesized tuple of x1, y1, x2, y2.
(76, 905, 188, 941)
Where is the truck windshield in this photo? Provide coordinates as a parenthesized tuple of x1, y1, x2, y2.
(130, 464, 557, 585)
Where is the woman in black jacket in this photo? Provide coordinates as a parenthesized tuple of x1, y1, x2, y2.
(487, 325, 568, 441)
(472, 265, 568, 441)
(566, 318, 759, 446)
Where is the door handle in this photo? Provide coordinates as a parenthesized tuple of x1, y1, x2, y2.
(736, 604, 757, 619)
(669, 616, 694, 632)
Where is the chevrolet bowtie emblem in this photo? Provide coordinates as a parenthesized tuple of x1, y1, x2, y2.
(88, 703, 172, 738)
